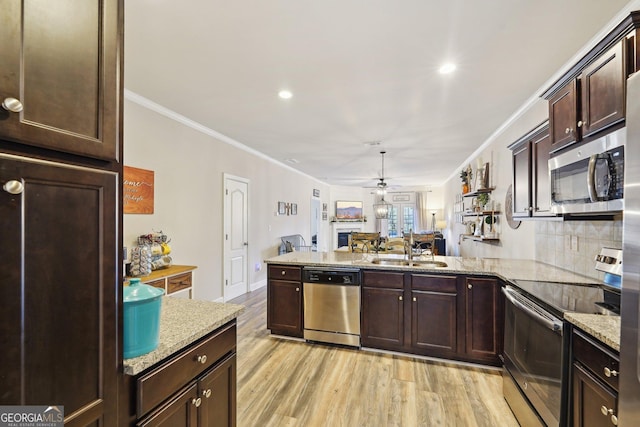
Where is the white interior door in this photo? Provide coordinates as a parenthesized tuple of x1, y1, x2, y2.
(223, 174, 249, 301)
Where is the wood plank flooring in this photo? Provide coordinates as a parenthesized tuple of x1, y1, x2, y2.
(230, 287, 519, 427)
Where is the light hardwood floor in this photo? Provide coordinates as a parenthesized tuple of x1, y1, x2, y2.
(230, 287, 520, 427)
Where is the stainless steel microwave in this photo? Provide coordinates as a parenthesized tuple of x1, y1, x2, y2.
(549, 128, 625, 214)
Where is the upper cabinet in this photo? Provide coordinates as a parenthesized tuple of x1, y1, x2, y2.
(543, 12, 640, 154)
(0, 0, 121, 161)
(508, 122, 553, 219)
(548, 41, 625, 153)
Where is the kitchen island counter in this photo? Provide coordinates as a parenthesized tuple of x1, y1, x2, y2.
(123, 297, 245, 375)
(265, 251, 598, 285)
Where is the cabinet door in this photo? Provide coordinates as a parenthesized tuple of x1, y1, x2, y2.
(137, 383, 199, 427)
(0, 155, 118, 425)
(512, 142, 532, 218)
(0, 0, 121, 160)
(465, 277, 502, 364)
(572, 363, 618, 427)
(549, 79, 579, 151)
(200, 354, 237, 427)
(267, 280, 302, 337)
(361, 287, 405, 350)
(532, 129, 552, 216)
(410, 274, 462, 357)
(581, 41, 625, 138)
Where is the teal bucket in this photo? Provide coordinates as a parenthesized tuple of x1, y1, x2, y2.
(123, 278, 164, 359)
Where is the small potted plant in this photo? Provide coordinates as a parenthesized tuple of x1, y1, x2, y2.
(460, 166, 472, 194)
(476, 192, 489, 211)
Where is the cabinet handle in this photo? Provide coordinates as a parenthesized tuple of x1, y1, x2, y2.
(2, 97, 23, 113)
(577, 120, 584, 128)
(202, 388, 212, 398)
(611, 414, 618, 425)
(3, 180, 24, 195)
(468, 284, 472, 289)
(192, 397, 202, 407)
(565, 127, 571, 134)
(399, 296, 403, 301)
(604, 367, 618, 377)
(197, 354, 207, 364)
(281, 270, 286, 276)
(412, 297, 416, 302)
(295, 287, 299, 292)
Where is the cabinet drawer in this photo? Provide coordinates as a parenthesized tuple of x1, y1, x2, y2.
(167, 272, 192, 294)
(362, 270, 404, 289)
(411, 274, 458, 292)
(137, 321, 236, 417)
(268, 265, 301, 281)
(573, 329, 619, 391)
(145, 278, 166, 290)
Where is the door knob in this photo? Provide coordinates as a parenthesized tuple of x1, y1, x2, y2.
(3, 180, 24, 195)
(2, 97, 23, 113)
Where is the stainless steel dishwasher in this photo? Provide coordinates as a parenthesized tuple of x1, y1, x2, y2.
(303, 267, 361, 347)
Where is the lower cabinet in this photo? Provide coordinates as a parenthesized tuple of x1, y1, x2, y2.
(122, 321, 237, 427)
(361, 271, 405, 350)
(361, 271, 503, 365)
(571, 329, 619, 427)
(267, 265, 303, 337)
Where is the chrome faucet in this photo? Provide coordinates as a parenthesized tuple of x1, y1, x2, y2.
(404, 229, 414, 261)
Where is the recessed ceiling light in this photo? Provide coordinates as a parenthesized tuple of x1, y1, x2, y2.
(278, 90, 293, 99)
(285, 158, 299, 164)
(439, 63, 456, 74)
(364, 141, 381, 146)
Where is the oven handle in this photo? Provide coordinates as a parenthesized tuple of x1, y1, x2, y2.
(502, 287, 563, 333)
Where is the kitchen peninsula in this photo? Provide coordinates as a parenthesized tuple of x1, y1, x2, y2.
(265, 251, 620, 364)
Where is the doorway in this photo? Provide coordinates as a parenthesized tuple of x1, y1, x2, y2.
(223, 174, 249, 301)
(310, 198, 320, 251)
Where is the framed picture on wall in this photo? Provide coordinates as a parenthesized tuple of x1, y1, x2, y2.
(336, 201, 363, 219)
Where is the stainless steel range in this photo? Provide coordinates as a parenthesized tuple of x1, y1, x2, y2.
(502, 280, 608, 426)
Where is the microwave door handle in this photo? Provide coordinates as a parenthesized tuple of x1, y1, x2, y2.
(502, 287, 563, 333)
(587, 154, 599, 202)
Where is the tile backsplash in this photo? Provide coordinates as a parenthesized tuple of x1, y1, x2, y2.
(535, 219, 622, 281)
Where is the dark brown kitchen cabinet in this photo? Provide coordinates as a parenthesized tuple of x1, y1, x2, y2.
(0, 155, 119, 426)
(410, 274, 463, 358)
(549, 80, 580, 152)
(464, 277, 503, 364)
(360, 271, 502, 365)
(132, 323, 237, 427)
(580, 41, 625, 139)
(0, 0, 121, 161)
(361, 271, 405, 350)
(571, 329, 619, 427)
(267, 265, 303, 337)
(547, 41, 626, 153)
(509, 122, 554, 219)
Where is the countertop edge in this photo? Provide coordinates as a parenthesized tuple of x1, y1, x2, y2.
(564, 312, 621, 352)
(123, 298, 245, 376)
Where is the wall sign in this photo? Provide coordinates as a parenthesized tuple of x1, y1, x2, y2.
(124, 166, 155, 214)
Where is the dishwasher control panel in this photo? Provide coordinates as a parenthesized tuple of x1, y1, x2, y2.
(303, 268, 360, 285)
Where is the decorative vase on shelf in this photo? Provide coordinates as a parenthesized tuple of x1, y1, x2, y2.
(462, 183, 470, 194)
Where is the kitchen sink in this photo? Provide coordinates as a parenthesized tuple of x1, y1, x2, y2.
(370, 258, 448, 268)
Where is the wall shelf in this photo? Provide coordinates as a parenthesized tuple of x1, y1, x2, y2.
(462, 234, 500, 242)
(462, 187, 495, 198)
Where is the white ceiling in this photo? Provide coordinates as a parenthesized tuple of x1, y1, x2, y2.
(124, 0, 635, 188)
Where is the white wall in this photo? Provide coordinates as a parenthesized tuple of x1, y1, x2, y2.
(123, 98, 329, 301)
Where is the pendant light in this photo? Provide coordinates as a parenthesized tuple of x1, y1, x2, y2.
(373, 151, 392, 219)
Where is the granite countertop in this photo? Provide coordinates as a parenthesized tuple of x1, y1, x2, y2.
(565, 312, 621, 352)
(123, 297, 245, 375)
(265, 251, 599, 285)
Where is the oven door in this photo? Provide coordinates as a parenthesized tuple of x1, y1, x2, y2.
(503, 286, 565, 427)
